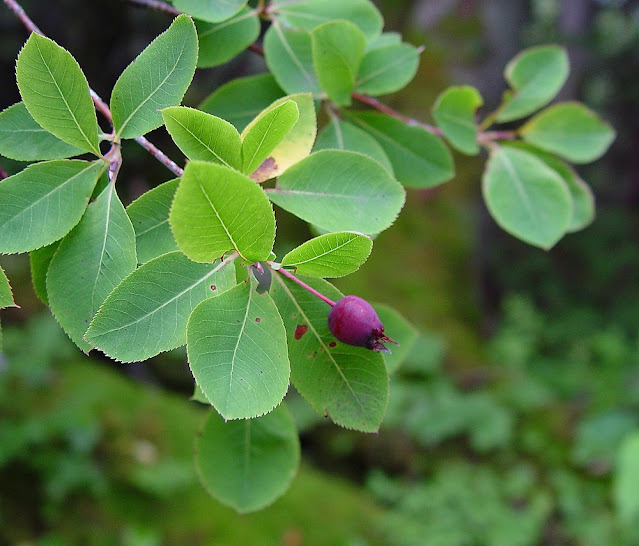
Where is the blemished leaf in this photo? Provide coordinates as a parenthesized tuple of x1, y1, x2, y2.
(111, 15, 198, 139)
(162, 106, 242, 169)
(187, 281, 290, 420)
(314, 118, 392, 172)
(199, 74, 285, 132)
(0, 160, 104, 254)
(126, 178, 179, 263)
(311, 20, 366, 106)
(195, 404, 300, 513)
(270, 274, 388, 432)
(496, 45, 569, 123)
(351, 112, 454, 188)
(170, 161, 276, 263)
(482, 145, 572, 249)
(264, 24, 322, 96)
(372, 303, 418, 374)
(267, 150, 405, 235)
(47, 183, 137, 352)
(0, 102, 83, 161)
(29, 242, 60, 305)
(173, 0, 247, 23)
(241, 100, 299, 174)
(0, 266, 16, 309)
(614, 431, 639, 527)
(355, 43, 420, 97)
(520, 102, 616, 164)
(280, 232, 373, 278)
(85, 251, 236, 362)
(16, 33, 100, 156)
(196, 7, 260, 68)
(432, 86, 483, 155)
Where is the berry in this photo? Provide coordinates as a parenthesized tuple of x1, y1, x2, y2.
(327, 295, 397, 352)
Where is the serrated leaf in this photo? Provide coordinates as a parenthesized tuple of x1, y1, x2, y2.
(311, 20, 366, 105)
(111, 15, 198, 139)
(482, 146, 572, 249)
(372, 303, 418, 373)
(16, 33, 100, 155)
(46, 183, 137, 351)
(281, 232, 372, 277)
(196, 7, 259, 68)
(187, 281, 290, 419)
(615, 431, 639, 527)
(520, 102, 616, 164)
(270, 274, 388, 432)
(174, 0, 247, 23)
(0, 102, 83, 161)
(85, 251, 236, 362)
(126, 178, 179, 263)
(195, 404, 300, 513)
(267, 150, 405, 235)
(0, 266, 16, 309)
(29, 241, 60, 305)
(432, 86, 483, 155)
(355, 43, 420, 97)
(0, 160, 104, 254)
(496, 45, 569, 123)
(351, 112, 454, 188)
(162, 106, 242, 169)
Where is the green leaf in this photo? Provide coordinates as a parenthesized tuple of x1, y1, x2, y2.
(173, 0, 247, 23)
(0, 266, 16, 309)
(111, 15, 198, 139)
(270, 274, 388, 432)
(29, 242, 60, 305)
(195, 404, 300, 513)
(126, 178, 179, 263)
(355, 43, 420, 97)
(615, 431, 639, 527)
(199, 74, 285, 132)
(432, 86, 483, 155)
(267, 150, 405, 235)
(351, 112, 454, 188)
(0, 160, 104, 254)
(196, 7, 259, 68)
(496, 45, 569, 123)
(311, 20, 366, 105)
(520, 102, 616, 164)
(314, 118, 392, 172)
(187, 281, 290, 419)
(371, 303, 418, 373)
(241, 100, 299, 174)
(264, 24, 321, 96)
(365, 32, 401, 51)
(0, 102, 84, 161)
(482, 146, 572, 249)
(47, 183, 137, 351)
(85, 251, 236, 362)
(162, 106, 242, 169)
(170, 161, 276, 263)
(281, 232, 372, 277)
(16, 33, 100, 155)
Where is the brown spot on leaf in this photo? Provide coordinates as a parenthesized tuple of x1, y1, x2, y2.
(294, 324, 308, 340)
(250, 157, 278, 183)
(329, 341, 337, 348)
(210, 285, 216, 291)
(255, 317, 261, 322)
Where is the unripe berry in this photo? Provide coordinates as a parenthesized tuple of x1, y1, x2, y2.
(327, 295, 397, 352)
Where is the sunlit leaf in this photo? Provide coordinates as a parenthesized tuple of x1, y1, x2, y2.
(355, 43, 420, 97)
(174, 0, 247, 23)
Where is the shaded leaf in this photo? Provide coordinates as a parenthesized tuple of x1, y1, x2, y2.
(29, 242, 60, 305)
(614, 431, 639, 527)
(372, 303, 418, 373)
(0, 266, 16, 309)
(432, 86, 483, 155)
(174, 0, 247, 23)
(355, 43, 420, 97)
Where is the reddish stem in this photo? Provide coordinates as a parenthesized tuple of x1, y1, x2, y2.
(271, 265, 336, 307)
(0, 164, 8, 180)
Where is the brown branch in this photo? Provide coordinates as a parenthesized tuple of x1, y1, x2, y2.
(125, 0, 180, 16)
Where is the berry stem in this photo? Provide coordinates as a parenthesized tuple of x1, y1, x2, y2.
(270, 265, 336, 307)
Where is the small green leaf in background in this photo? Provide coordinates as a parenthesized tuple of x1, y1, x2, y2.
(520, 102, 616, 164)
(126, 178, 179, 263)
(0, 266, 16, 309)
(496, 45, 569, 123)
(0, 160, 103, 254)
(196, 7, 259, 67)
(432, 86, 483, 155)
(267, 150, 405, 235)
(0, 102, 83, 161)
(195, 404, 300, 513)
(110, 14, 198, 139)
(351, 112, 454, 188)
(162, 106, 242, 169)
(170, 161, 276, 263)
(29, 242, 60, 305)
(355, 42, 420, 97)
(187, 281, 290, 420)
(482, 145, 572, 249)
(241, 100, 299, 174)
(372, 303, 418, 374)
(614, 431, 639, 529)
(199, 74, 285, 132)
(173, 0, 247, 23)
(47, 183, 137, 352)
(85, 251, 235, 362)
(311, 20, 366, 105)
(281, 232, 373, 278)
(16, 33, 100, 156)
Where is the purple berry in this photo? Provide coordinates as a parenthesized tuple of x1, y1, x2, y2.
(327, 295, 397, 352)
